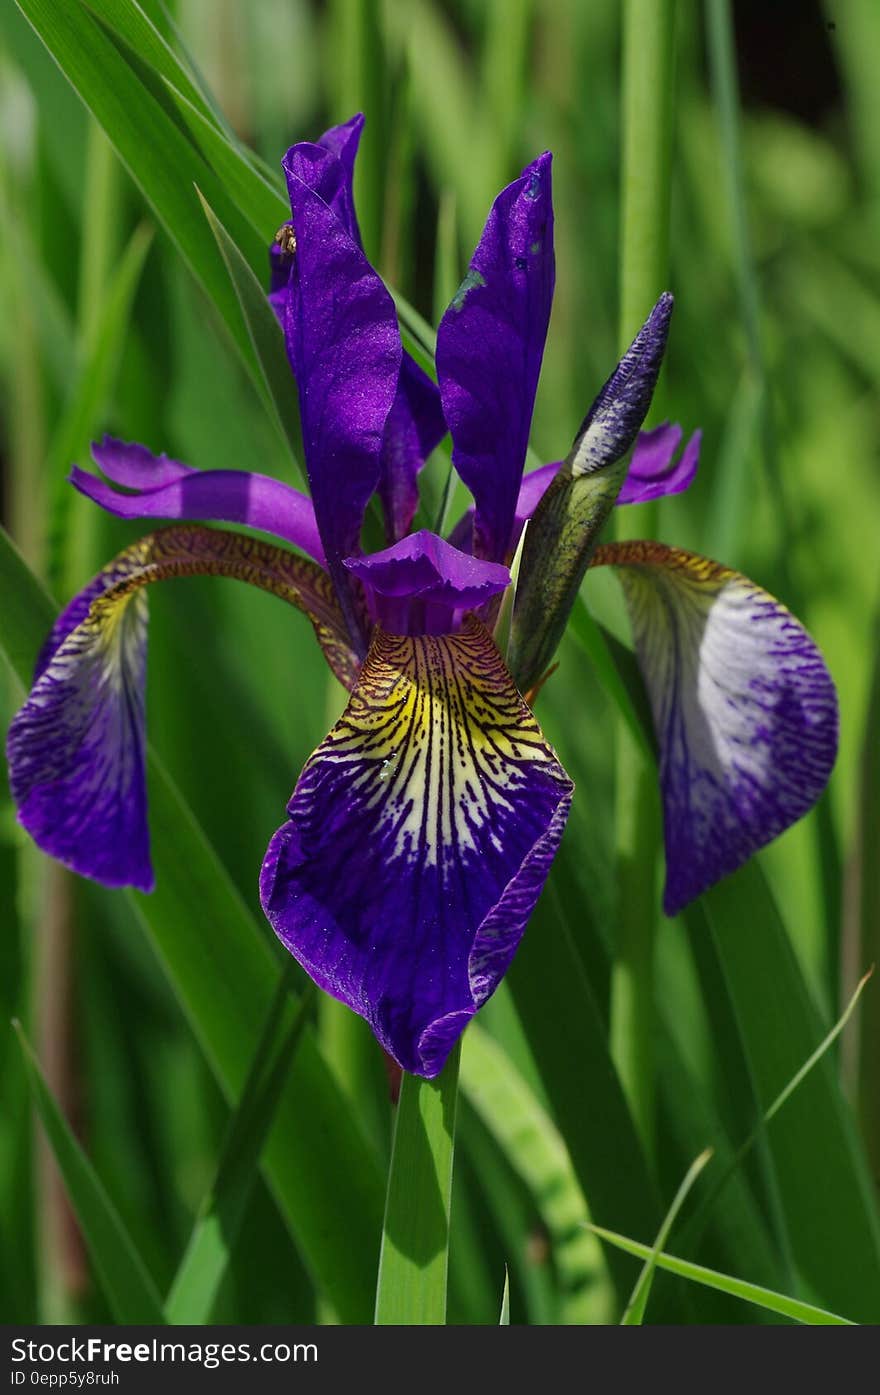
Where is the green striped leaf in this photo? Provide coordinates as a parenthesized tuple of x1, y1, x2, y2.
(460, 1023, 605, 1322)
(506, 850, 669, 1310)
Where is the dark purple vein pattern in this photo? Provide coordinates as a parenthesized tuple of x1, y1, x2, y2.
(260, 618, 573, 1076)
(7, 526, 358, 892)
(593, 541, 838, 914)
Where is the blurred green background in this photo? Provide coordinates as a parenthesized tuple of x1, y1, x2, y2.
(1, 0, 878, 1325)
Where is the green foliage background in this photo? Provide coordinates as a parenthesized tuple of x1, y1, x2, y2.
(1, 0, 878, 1325)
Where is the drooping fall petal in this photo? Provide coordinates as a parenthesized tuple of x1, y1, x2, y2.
(260, 617, 572, 1077)
(7, 526, 358, 892)
(592, 540, 838, 914)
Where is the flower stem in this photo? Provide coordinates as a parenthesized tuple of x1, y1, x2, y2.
(618, 0, 678, 354)
(610, 0, 678, 1157)
(374, 1043, 460, 1324)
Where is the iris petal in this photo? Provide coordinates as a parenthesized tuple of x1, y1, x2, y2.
(91, 435, 192, 489)
(269, 114, 366, 317)
(379, 354, 447, 543)
(281, 142, 402, 649)
(306, 113, 365, 240)
(7, 526, 359, 892)
(345, 530, 509, 635)
(272, 117, 445, 555)
(592, 541, 838, 914)
(10, 559, 153, 891)
(74, 439, 327, 565)
(260, 617, 572, 1077)
(436, 153, 555, 563)
(616, 423, 702, 506)
(510, 419, 700, 541)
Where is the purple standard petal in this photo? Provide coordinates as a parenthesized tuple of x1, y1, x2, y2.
(282, 143, 402, 649)
(313, 119, 447, 540)
(446, 459, 558, 561)
(272, 116, 445, 546)
(269, 114, 366, 320)
(75, 440, 327, 565)
(617, 423, 702, 506)
(260, 617, 573, 1077)
(591, 541, 839, 914)
(379, 354, 447, 543)
(345, 529, 509, 635)
(436, 153, 555, 563)
(309, 113, 365, 241)
(7, 526, 361, 892)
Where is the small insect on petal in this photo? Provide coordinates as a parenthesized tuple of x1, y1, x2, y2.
(274, 222, 297, 257)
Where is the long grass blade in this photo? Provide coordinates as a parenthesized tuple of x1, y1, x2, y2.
(461, 1023, 605, 1322)
(14, 1022, 166, 1323)
(45, 221, 153, 594)
(588, 1225, 855, 1325)
(375, 1045, 460, 1325)
(685, 965, 875, 1248)
(165, 977, 313, 1324)
(16, 0, 263, 372)
(198, 191, 304, 477)
(621, 1148, 713, 1324)
(506, 853, 669, 1310)
(81, 0, 224, 128)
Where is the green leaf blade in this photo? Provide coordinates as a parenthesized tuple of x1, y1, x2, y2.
(375, 1045, 460, 1325)
(166, 977, 313, 1325)
(14, 1022, 166, 1324)
(590, 1226, 855, 1326)
(198, 192, 304, 478)
(0, 522, 385, 1322)
(16, 0, 262, 375)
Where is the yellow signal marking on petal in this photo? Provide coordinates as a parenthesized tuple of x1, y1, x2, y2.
(305, 616, 567, 871)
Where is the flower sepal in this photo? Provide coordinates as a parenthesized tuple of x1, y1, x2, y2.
(509, 294, 674, 693)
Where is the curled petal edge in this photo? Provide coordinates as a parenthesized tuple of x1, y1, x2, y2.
(260, 617, 573, 1077)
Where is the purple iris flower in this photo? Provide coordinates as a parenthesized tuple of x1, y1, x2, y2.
(6, 115, 838, 1078)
